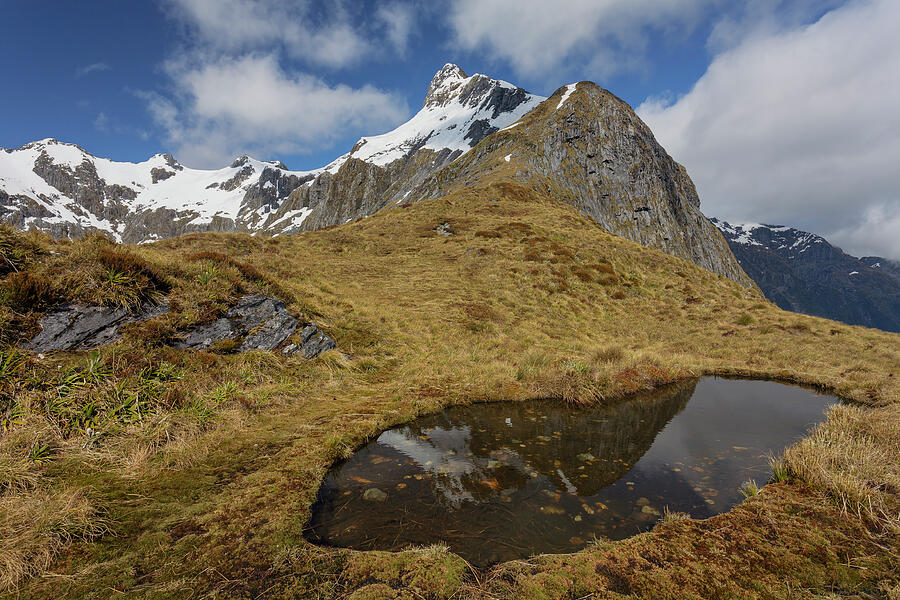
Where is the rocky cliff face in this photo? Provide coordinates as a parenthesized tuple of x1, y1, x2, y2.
(714, 220, 900, 332)
(1, 65, 753, 286)
(408, 83, 752, 285)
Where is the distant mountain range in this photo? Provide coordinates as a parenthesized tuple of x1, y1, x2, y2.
(713, 220, 900, 332)
(0, 63, 750, 285)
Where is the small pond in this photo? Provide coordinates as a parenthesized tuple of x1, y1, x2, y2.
(305, 377, 837, 565)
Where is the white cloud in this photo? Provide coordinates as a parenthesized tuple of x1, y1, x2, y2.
(76, 62, 111, 77)
(146, 55, 408, 168)
(93, 112, 109, 132)
(163, 0, 410, 68)
(638, 0, 900, 260)
(447, 0, 711, 79)
(376, 3, 415, 55)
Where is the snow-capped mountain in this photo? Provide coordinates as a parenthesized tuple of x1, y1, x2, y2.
(1, 63, 753, 285)
(0, 64, 543, 243)
(345, 63, 543, 166)
(713, 219, 900, 332)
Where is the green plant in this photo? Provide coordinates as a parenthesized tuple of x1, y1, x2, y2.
(736, 313, 754, 326)
(659, 506, 690, 524)
(739, 479, 761, 498)
(27, 442, 54, 464)
(769, 456, 791, 483)
(197, 266, 218, 285)
(0, 349, 26, 384)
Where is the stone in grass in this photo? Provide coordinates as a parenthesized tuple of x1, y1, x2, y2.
(176, 295, 295, 351)
(363, 488, 388, 502)
(23, 302, 169, 352)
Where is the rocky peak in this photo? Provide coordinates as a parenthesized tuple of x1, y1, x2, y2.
(423, 63, 469, 108)
(230, 155, 251, 168)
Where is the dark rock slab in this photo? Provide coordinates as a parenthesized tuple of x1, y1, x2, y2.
(283, 323, 337, 359)
(175, 295, 295, 350)
(175, 294, 335, 358)
(23, 302, 169, 351)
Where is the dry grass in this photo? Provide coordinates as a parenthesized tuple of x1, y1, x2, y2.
(0, 180, 898, 598)
(0, 487, 109, 591)
(785, 402, 900, 532)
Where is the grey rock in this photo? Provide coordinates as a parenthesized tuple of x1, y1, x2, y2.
(174, 294, 335, 358)
(294, 322, 337, 359)
(175, 295, 296, 350)
(23, 302, 169, 351)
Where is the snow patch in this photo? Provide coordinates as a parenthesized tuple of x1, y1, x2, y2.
(556, 84, 578, 110)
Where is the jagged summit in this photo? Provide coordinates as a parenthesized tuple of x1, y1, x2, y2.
(711, 219, 827, 259)
(345, 64, 544, 166)
(423, 63, 468, 107)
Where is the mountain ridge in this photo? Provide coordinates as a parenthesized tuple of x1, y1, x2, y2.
(1, 63, 750, 285)
(713, 219, 900, 332)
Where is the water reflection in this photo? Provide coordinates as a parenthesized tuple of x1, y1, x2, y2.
(305, 378, 836, 565)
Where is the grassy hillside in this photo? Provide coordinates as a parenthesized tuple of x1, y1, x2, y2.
(1, 180, 898, 598)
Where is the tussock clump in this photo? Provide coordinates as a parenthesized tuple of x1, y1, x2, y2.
(785, 403, 900, 532)
(592, 345, 625, 364)
(1, 272, 56, 312)
(0, 488, 109, 592)
(0, 226, 45, 277)
(186, 250, 291, 300)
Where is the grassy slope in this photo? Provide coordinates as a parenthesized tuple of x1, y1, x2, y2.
(1, 181, 898, 599)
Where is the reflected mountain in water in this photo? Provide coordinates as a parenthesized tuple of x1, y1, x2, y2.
(378, 380, 695, 506)
(305, 378, 835, 565)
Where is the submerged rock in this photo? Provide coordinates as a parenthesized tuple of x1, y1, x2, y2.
(363, 488, 388, 502)
(22, 302, 169, 351)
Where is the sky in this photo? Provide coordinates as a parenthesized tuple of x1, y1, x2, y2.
(2, 0, 898, 259)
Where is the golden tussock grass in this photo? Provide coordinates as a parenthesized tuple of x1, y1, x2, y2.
(0, 487, 109, 591)
(0, 180, 898, 597)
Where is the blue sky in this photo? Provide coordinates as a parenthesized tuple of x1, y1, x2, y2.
(3, 1, 899, 258)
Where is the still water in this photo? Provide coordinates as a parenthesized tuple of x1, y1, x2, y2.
(305, 378, 837, 565)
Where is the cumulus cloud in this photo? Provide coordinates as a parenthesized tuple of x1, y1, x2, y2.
(144, 55, 408, 168)
(376, 3, 415, 55)
(76, 62, 111, 77)
(447, 0, 711, 80)
(163, 0, 411, 68)
(638, 0, 900, 259)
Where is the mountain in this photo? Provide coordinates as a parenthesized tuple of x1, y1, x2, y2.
(861, 256, 900, 283)
(713, 220, 900, 332)
(0, 63, 749, 285)
(0, 140, 339, 243)
(407, 81, 750, 284)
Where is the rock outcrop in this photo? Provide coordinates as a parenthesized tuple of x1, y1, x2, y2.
(21, 295, 336, 357)
(23, 302, 169, 352)
(174, 295, 336, 357)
